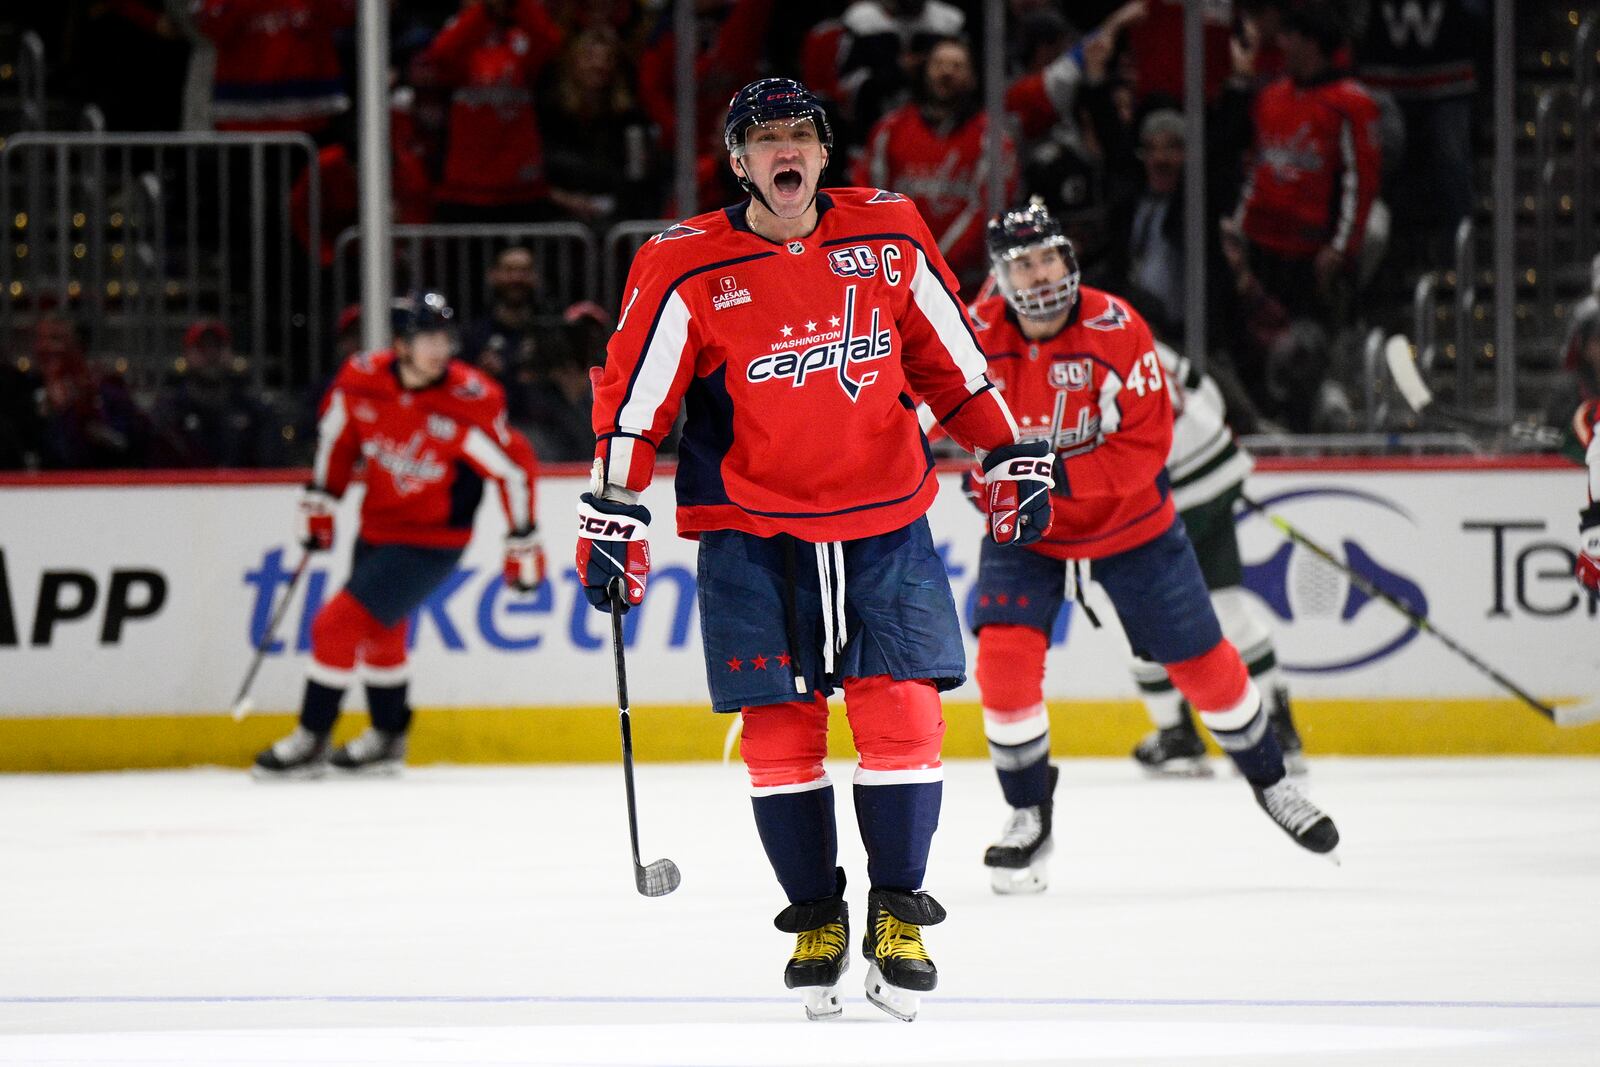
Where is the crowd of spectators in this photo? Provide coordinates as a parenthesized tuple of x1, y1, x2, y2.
(6, 0, 1501, 469)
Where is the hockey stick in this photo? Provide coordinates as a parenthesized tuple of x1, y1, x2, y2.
(230, 552, 312, 721)
(1238, 495, 1600, 727)
(1383, 335, 1562, 446)
(608, 581, 682, 896)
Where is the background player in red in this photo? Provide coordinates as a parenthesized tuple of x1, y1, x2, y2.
(965, 200, 1339, 894)
(578, 78, 1052, 1022)
(1573, 398, 1600, 594)
(255, 293, 545, 779)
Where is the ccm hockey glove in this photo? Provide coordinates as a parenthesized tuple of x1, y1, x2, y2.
(503, 527, 547, 594)
(576, 492, 652, 613)
(298, 486, 336, 552)
(980, 440, 1056, 547)
(1577, 503, 1600, 593)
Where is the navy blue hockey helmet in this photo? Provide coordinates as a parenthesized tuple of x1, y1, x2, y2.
(986, 197, 1079, 320)
(390, 290, 455, 338)
(723, 78, 833, 154)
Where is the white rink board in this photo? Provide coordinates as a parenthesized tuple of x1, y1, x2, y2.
(0, 466, 1591, 717)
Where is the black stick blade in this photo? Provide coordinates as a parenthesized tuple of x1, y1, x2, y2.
(636, 858, 681, 897)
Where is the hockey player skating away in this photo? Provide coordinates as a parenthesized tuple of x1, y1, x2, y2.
(967, 200, 1339, 894)
(577, 79, 1053, 1022)
(1128, 340, 1306, 778)
(255, 293, 545, 779)
(1572, 399, 1600, 595)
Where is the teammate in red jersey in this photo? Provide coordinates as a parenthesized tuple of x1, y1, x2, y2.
(579, 78, 1052, 1022)
(255, 293, 544, 779)
(964, 200, 1340, 894)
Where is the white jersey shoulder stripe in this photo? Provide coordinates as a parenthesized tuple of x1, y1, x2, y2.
(462, 425, 531, 530)
(312, 388, 348, 490)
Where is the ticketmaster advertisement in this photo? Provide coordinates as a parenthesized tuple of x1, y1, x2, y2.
(0, 466, 1594, 762)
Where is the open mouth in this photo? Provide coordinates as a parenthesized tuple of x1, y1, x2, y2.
(773, 169, 803, 196)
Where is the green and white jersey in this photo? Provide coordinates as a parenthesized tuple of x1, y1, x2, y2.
(1158, 341, 1254, 513)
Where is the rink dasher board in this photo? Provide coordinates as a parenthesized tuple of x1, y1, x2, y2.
(0, 463, 1594, 768)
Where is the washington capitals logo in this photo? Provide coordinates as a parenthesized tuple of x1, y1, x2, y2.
(652, 223, 705, 243)
(866, 190, 907, 204)
(368, 432, 448, 496)
(1084, 298, 1130, 332)
(745, 285, 891, 401)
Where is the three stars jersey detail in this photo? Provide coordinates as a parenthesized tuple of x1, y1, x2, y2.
(312, 351, 539, 548)
(593, 187, 1020, 542)
(972, 287, 1174, 560)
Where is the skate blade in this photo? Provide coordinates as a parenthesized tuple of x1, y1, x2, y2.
(1137, 757, 1214, 779)
(331, 759, 405, 777)
(864, 963, 920, 1022)
(989, 863, 1048, 895)
(801, 984, 843, 1021)
(250, 762, 328, 782)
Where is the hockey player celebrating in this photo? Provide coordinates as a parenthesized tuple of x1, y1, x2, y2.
(966, 200, 1339, 894)
(1128, 340, 1306, 778)
(579, 78, 1053, 1022)
(255, 292, 544, 779)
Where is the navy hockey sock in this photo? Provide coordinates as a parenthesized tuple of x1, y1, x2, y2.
(990, 736, 1051, 809)
(365, 682, 412, 734)
(299, 679, 343, 736)
(853, 781, 942, 890)
(1207, 706, 1287, 786)
(752, 786, 839, 904)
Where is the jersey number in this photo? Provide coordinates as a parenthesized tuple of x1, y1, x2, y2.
(1124, 351, 1164, 398)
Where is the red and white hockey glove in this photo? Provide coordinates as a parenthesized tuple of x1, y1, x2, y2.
(980, 440, 1056, 547)
(1576, 503, 1600, 593)
(576, 492, 651, 613)
(297, 486, 336, 552)
(504, 527, 547, 594)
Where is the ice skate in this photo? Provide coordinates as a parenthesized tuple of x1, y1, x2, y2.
(773, 870, 849, 1021)
(330, 728, 407, 775)
(862, 887, 945, 1022)
(1253, 777, 1339, 859)
(251, 727, 330, 780)
(1269, 687, 1307, 776)
(1132, 706, 1213, 778)
(984, 765, 1058, 894)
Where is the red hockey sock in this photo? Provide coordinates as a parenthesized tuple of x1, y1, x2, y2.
(739, 694, 831, 792)
(307, 591, 381, 689)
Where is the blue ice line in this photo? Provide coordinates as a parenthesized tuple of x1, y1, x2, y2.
(4, 995, 1599, 1010)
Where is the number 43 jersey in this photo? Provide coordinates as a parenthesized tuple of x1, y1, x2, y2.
(592, 187, 1020, 543)
(970, 287, 1175, 560)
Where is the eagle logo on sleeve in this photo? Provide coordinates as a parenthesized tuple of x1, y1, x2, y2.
(1084, 298, 1131, 332)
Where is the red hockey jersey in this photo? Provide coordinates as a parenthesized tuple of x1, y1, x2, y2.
(1238, 73, 1382, 261)
(971, 287, 1174, 560)
(313, 352, 539, 549)
(195, 0, 353, 132)
(592, 187, 1021, 543)
(412, 0, 563, 206)
(853, 105, 1017, 289)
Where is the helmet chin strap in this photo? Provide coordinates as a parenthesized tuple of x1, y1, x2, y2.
(735, 153, 827, 232)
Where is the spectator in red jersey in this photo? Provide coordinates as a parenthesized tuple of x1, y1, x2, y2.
(636, 0, 774, 164)
(539, 27, 660, 224)
(412, 0, 565, 224)
(290, 87, 435, 268)
(193, 0, 354, 133)
(855, 36, 1017, 293)
(1228, 0, 1380, 327)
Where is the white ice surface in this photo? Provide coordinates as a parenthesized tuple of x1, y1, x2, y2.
(1, 758, 1598, 1066)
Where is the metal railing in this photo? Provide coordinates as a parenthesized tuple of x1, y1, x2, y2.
(0, 132, 322, 389)
(331, 222, 598, 373)
(16, 31, 45, 132)
(1534, 90, 1557, 310)
(602, 219, 674, 306)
